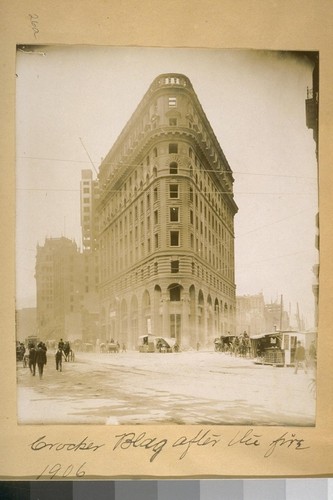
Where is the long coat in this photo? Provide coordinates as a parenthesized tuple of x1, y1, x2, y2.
(35, 347, 47, 365)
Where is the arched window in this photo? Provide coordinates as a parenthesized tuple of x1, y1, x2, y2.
(169, 284, 181, 301)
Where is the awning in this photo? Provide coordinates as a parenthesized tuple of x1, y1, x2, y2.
(155, 337, 177, 348)
(250, 332, 282, 340)
(250, 333, 269, 339)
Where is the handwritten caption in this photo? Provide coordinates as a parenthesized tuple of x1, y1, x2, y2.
(30, 428, 310, 479)
(29, 14, 39, 39)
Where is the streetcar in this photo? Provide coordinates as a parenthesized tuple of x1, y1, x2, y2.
(251, 330, 316, 367)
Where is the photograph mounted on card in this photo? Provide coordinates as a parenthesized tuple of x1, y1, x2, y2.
(1, 0, 332, 481)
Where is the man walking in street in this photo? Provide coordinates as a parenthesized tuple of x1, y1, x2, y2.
(294, 341, 307, 374)
(28, 343, 37, 376)
(55, 347, 65, 371)
(36, 342, 47, 379)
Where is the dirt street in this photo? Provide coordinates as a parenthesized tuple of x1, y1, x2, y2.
(17, 350, 316, 426)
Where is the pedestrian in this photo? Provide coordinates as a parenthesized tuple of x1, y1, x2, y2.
(36, 342, 47, 379)
(58, 338, 64, 350)
(294, 341, 307, 374)
(28, 343, 37, 376)
(55, 347, 65, 371)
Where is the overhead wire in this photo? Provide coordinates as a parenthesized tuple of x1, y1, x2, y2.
(17, 155, 317, 181)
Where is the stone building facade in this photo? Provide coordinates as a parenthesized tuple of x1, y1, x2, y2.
(35, 237, 85, 340)
(97, 74, 238, 349)
(236, 293, 266, 336)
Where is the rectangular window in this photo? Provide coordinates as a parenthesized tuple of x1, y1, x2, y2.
(189, 187, 193, 202)
(154, 187, 158, 202)
(169, 97, 177, 107)
(169, 117, 177, 126)
(169, 184, 179, 198)
(169, 162, 178, 174)
(170, 207, 179, 222)
(170, 231, 179, 246)
(154, 233, 159, 249)
(190, 210, 193, 224)
(169, 143, 178, 154)
(154, 210, 158, 225)
(190, 233, 194, 248)
(171, 260, 179, 273)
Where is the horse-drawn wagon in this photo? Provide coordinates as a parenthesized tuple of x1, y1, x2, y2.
(138, 335, 177, 353)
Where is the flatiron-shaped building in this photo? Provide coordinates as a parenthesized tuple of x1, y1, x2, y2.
(97, 74, 238, 349)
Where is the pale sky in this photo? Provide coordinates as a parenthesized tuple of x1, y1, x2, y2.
(16, 46, 318, 328)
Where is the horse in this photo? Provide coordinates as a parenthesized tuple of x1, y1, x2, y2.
(239, 337, 251, 357)
(107, 342, 119, 353)
(63, 342, 74, 362)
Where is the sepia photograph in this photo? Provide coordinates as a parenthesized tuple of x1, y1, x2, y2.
(15, 46, 318, 426)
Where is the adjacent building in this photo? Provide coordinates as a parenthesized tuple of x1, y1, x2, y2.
(236, 293, 266, 336)
(305, 52, 319, 328)
(264, 299, 290, 332)
(35, 237, 85, 341)
(97, 73, 238, 349)
(80, 169, 100, 253)
(15, 307, 37, 342)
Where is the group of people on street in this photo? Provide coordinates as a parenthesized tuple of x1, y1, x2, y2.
(16, 342, 26, 361)
(23, 338, 73, 378)
(27, 341, 47, 379)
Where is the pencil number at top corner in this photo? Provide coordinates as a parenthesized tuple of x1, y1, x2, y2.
(28, 14, 39, 39)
